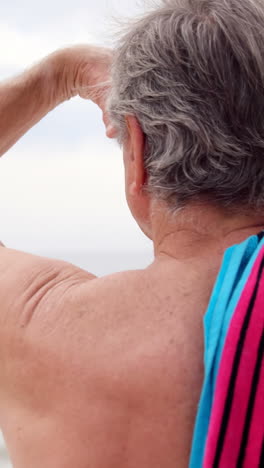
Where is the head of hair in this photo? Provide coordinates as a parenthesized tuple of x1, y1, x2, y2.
(108, 0, 264, 212)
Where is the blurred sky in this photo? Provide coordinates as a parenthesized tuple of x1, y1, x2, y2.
(0, 0, 154, 271)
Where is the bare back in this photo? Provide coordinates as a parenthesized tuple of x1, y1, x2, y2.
(0, 248, 222, 468)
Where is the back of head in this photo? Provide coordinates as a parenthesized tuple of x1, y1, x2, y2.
(109, 0, 264, 212)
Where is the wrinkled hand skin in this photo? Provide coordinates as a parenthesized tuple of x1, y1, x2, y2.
(51, 45, 117, 138)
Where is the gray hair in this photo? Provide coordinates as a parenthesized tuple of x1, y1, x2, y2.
(108, 0, 264, 211)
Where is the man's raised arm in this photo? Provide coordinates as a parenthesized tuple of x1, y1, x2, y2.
(0, 45, 112, 156)
(0, 51, 66, 156)
(0, 46, 113, 314)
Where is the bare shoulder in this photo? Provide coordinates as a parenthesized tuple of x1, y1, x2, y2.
(0, 253, 209, 467)
(0, 248, 208, 395)
(0, 245, 151, 346)
(0, 250, 207, 379)
(0, 246, 96, 325)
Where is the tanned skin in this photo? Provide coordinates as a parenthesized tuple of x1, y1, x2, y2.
(0, 46, 264, 468)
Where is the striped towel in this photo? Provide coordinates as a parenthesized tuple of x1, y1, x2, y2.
(189, 232, 264, 468)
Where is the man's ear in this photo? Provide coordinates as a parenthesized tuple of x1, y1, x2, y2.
(125, 115, 146, 195)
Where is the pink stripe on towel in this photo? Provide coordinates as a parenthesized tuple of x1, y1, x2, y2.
(204, 246, 264, 467)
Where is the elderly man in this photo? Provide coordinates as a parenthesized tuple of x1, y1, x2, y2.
(1, 0, 264, 467)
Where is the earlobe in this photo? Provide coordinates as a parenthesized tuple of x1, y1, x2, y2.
(129, 181, 138, 197)
(129, 179, 147, 197)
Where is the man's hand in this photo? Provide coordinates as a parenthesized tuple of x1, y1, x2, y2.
(50, 45, 117, 138)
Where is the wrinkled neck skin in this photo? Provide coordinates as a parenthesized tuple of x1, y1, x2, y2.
(149, 200, 264, 266)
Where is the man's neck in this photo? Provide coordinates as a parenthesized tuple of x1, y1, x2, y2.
(150, 201, 264, 262)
